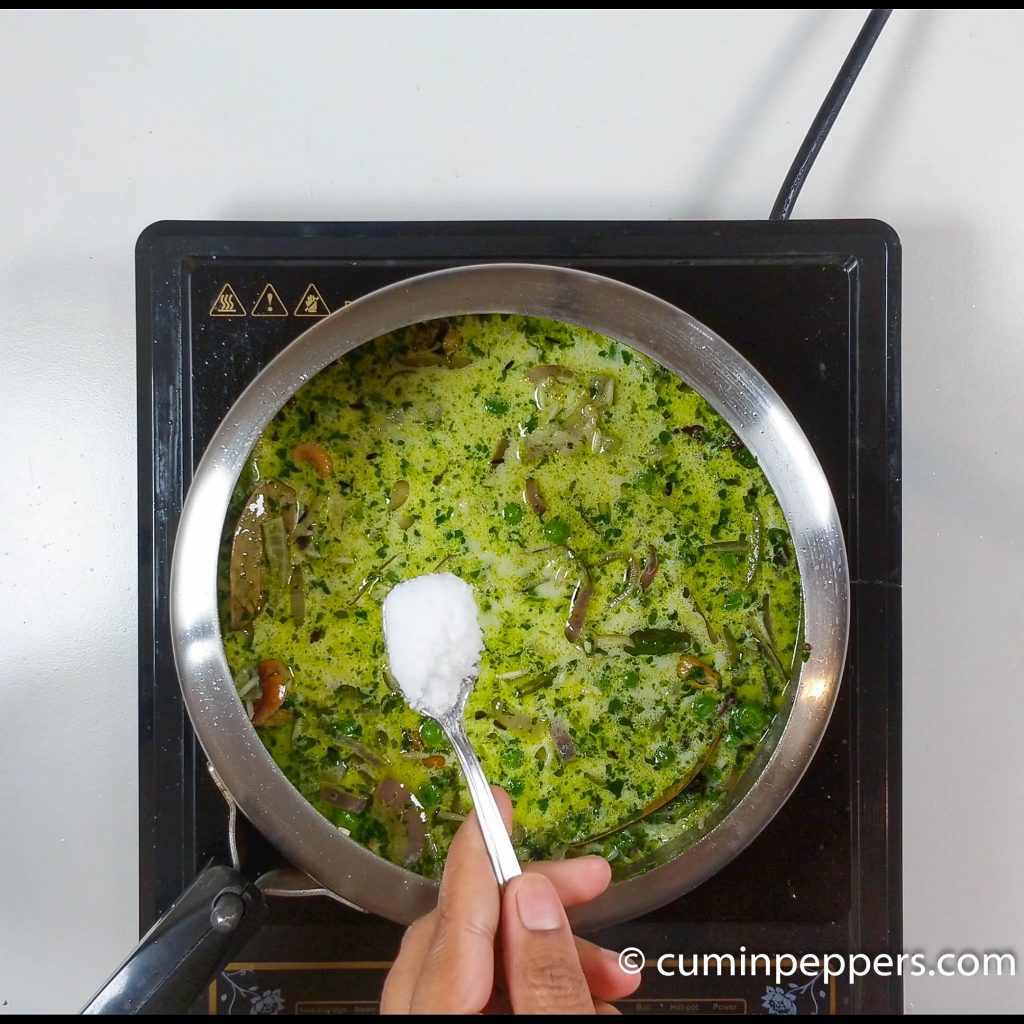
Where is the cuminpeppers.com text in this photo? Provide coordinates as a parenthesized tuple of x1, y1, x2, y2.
(616, 947, 1016, 986)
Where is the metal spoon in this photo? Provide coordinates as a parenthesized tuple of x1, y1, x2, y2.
(426, 674, 522, 886)
(382, 575, 521, 887)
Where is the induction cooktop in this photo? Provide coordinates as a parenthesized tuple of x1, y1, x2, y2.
(136, 219, 901, 1014)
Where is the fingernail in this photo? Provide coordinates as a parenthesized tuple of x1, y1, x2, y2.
(515, 873, 564, 932)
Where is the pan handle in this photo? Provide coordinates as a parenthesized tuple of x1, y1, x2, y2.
(82, 862, 266, 1015)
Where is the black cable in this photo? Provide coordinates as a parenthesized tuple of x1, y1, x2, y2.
(770, 9, 892, 220)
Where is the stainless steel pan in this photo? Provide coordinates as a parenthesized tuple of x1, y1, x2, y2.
(87, 263, 848, 1012)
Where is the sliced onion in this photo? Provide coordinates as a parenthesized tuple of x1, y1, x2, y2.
(526, 364, 574, 383)
(589, 374, 616, 407)
(564, 562, 594, 643)
(374, 776, 409, 810)
(320, 784, 369, 813)
(400, 809, 428, 865)
(493, 707, 535, 731)
(236, 671, 260, 701)
(596, 551, 633, 567)
(524, 477, 547, 516)
(373, 777, 427, 865)
(560, 400, 600, 437)
(745, 505, 763, 588)
(608, 557, 639, 610)
(686, 586, 720, 645)
(639, 544, 658, 590)
(761, 592, 777, 647)
(261, 517, 289, 580)
(490, 437, 509, 467)
(676, 654, 721, 689)
(335, 734, 389, 769)
(751, 617, 787, 679)
(291, 498, 322, 551)
(516, 668, 558, 697)
(289, 567, 305, 625)
(270, 482, 298, 533)
(705, 540, 748, 553)
(549, 717, 577, 764)
(721, 624, 739, 668)
(519, 427, 583, 463)
(397, 351, 446, 367)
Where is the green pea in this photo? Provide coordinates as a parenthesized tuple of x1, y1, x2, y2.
(419, 719, 444, 748)
(733, 701, 771, 738)
(542, 518, 570, 544)
(652, 744, 677, 768)
(691, 693, 719, 721)
(417, 783, 440, 807)
(332, 808, 360, 831)
(503, 502, 524, 525)
(500, 745, 525, 769)
(723, 727, 745, 747)
(484, 396, 509, 416)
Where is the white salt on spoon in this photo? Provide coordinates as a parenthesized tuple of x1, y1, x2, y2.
(383, 572, 522, 886)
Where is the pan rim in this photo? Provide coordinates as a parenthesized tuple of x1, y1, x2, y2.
(170, 262, 849, 928)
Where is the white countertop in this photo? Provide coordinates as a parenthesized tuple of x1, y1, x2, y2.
(1, 9, 1021, 1014)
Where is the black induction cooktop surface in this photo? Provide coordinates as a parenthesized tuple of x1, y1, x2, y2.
(136, 220, 901, 1015)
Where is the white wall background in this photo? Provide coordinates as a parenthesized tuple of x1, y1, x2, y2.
(1, 8, 1021, 1013)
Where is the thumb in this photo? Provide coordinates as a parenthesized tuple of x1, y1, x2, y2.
(502, 872, 595, 1015)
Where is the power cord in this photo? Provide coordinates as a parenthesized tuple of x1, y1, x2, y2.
(770, 9, 892, 220)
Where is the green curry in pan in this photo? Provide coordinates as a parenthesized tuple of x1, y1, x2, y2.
(220, 314, 804, 878)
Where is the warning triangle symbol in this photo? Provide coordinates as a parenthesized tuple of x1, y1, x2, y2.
(294, 283, 331, 317)
(252, 283, 288, 317)
(209, 283, 246, 317)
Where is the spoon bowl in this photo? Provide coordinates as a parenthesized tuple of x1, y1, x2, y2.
(383, 573, 522, 888)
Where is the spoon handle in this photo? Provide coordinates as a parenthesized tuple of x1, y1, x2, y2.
(442, 717, 523, 887)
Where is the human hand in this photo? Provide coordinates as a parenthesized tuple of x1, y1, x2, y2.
(381, 788, 641, 1014)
